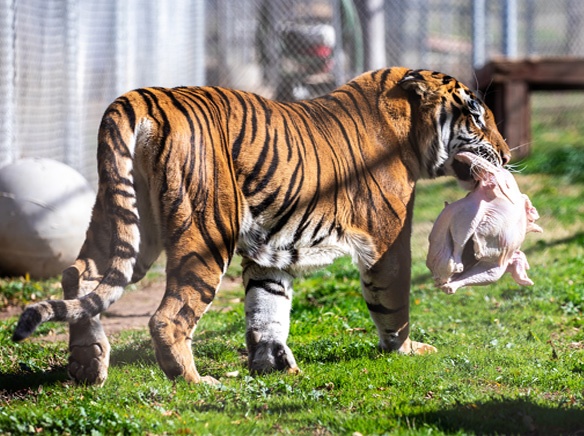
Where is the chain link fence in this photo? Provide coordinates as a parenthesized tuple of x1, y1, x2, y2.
(0, 0, 205, 184)
(208, 0, 584, 92)
(1, 0, 582, 184)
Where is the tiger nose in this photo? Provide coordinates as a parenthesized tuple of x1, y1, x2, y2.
(500, 152, 511, 165)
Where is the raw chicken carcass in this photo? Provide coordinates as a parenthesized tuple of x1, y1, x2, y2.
(426, 152, 542, 294)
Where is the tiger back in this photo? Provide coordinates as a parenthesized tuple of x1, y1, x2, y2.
(14, 67, 510, 385)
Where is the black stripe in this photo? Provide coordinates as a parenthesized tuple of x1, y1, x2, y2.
(231, 91, 249, 161)
(108, 204, 138, 225)
(79, 292, 106, 315)
(112, 240, 137, 259)
(242, 128, 278, 197)
(119, 95, 137, 132)
(361, 281, 385, 292)
(406, 91, 425, 171)
(176, 271, 216, 304)
(280, 114, 295, 162)
(272, 159, 303, 218)
(168, 215, 192, 246)
(346, 81, 373, 113)
(366, 302, 406, 315)
(177, 304, 196, 322)
(100, 269, 128, 287)
(47, 300, 70, 321)
(376, 68, 392, 88)
(267, 196, 301, 238)
(249, 187, 281, 216)
(138, 89, 172, 165)
(13, 308, 43, 341)
(246, 279, 289, 299)
(194, 194, 228, 271)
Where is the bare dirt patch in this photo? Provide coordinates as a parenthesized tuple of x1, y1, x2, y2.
(1, 276, 243, 341)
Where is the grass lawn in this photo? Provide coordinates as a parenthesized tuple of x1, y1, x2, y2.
(1, 121, 583, 435)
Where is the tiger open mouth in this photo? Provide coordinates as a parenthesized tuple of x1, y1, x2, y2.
(452, 157, 474, 182)
(452, 148, 501, 183)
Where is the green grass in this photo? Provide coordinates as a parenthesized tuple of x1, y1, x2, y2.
(1, 120, 584, 435)
(0, 276, 61, 311)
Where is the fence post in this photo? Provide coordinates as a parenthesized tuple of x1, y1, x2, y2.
(193, 0, 206, 85)
(567, 0, 584, 56)
(355, 0, 386, 70)
(64, 0, 81, 171)
(503, 0, 518, 58)
(472, 0, 486, 68)
(0, 0, 15, 167)
(526, 0, 535, 55)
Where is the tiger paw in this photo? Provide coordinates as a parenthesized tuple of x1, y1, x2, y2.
(248, 340, 299, 375)
(68, 342, 111, 386)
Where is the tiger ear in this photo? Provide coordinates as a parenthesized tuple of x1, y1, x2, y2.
(398, 71, 432, 97)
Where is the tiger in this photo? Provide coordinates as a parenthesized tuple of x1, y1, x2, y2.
(13, 68, 511, 386)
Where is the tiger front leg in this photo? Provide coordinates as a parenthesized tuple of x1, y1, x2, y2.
(361, 267, 436, 355)
(360, 230, 437, 355)
(243, 261, 299, 374)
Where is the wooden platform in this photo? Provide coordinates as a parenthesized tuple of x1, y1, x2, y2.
(476, 58, 584, 159)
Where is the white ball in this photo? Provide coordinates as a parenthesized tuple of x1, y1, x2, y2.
(0, 158, 95, 278)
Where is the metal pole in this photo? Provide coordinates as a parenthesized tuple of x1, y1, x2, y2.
(0, 0, 16, 167)
(355, 0, 386, 70)
(526, 0, 535, 55)
(417, 0, 428, 65)
(472, 0, 486, 68)
(193, 0, 206, 85)
(64, 0, 80, 170)
(332, 0, 345, 84)
(503, 0, 518, 58)
(567, 0, 584, 56)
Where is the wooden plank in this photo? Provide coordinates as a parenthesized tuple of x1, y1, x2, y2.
(478, 58, 584, 88)
(475, 57, 584, 160)
(501, 81, 531, 160)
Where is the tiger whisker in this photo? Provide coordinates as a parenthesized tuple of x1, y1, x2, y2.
(508, 141, 533, 153)
(505, 162, 527, 173)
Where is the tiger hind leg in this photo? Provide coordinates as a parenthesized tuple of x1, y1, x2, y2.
(61, 256, 111, 386)
(149, 256, 225, 384)
(243, 260, 299, 374)
(148, 207, 233, 385)
(63, 202, 162, 385)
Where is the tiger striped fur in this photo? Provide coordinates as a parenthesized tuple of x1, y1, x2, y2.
(13, 68, 510, 385)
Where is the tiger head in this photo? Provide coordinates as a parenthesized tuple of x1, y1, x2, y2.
(397, 69, 511, 190)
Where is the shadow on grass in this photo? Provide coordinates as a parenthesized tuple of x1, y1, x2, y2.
(412, 271, 433, 286)
(109, 338, 157, 366)
(525, 231, 584, 253)
(410, 398, 584, 435)
(0, 366, 69, 397)
(0, 338, 156, 397)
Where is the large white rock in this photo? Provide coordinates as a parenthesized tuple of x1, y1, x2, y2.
(0, 158, 95, 278)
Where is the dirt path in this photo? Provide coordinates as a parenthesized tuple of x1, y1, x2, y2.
(1, 276, 243, 341)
